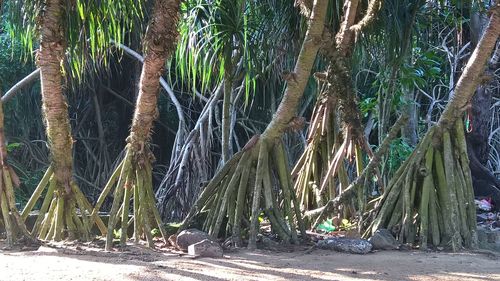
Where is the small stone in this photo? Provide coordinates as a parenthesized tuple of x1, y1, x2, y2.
(168, 234, 177, 247)
(369, 228, 400, 250)
(260, 236, 280, 250)
(188, 239, 223, 258)
(176, 229, 211, 251)
(316, 237, 372, 254)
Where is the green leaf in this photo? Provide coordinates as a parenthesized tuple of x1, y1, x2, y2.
(6, 142, 21, 152)
(316, 218, 336, 233)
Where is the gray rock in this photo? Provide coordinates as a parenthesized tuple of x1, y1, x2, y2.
(369, 228, 400, 250)
(176, 229, 211, 251)
(188, 239, 223, 258)
(260, 236, 280, 250)
(477, 226, 500, 252)
(316, 237, 372, 254)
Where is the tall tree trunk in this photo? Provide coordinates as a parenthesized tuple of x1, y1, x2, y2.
(369, 6, 500, 251)
(260, 1, 327, 140)
(293, 0, 385, 231)
(21, 0, 100, 242)
(467, 11, 500, 207)
(92, 0, 181, 251)
(221, 49, 234, 164)
(180, 0, 328, 250)
(38, 0, 73, 196)
(402, 91, 418, 146)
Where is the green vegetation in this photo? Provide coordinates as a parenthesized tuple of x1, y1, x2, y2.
(0, 0, 498, 253)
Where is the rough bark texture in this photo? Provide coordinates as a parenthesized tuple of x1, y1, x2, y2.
(179, 0, 328, 250)
(38, 0, 73, 195)
(467, 10, 498, 165)
(99, 0, 181, 250)
(368, 5, 500, 251)
(435, 5, 500, 134)
(128, 0, 180, 155)
(262, 0, 327, 141)
(336, 0, 359, 56)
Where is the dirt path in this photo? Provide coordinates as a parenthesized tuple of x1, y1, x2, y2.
(0, 243, 499, 281)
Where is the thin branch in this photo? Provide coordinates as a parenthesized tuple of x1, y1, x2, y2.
(2, 68, 40, 102)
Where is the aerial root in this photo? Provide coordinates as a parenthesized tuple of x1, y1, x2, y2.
(92, 147, 168, 251)
(367, 121, 477, 251)
(180, 138, 306, 249)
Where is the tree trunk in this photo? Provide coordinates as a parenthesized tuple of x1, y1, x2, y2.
(402, 91, 418, 146)
(39, 0, 73, 196)
(180, 0, 328, 250)
(20, 0, 99, 242)
(467, 10, 500, 207)
(93, 0, 181, 251)
(128, 6, 179, 148)
(261, 1, 327, 141)
(221, 49, 234, 164)
(293, 0, 384, 232)
(435, 6, 500, 133)
(369, 6, 500, 251)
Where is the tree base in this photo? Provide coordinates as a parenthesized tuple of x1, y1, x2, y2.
(21, 167, 101, 241)
(1, 165, 34, 247)
(92, 147, 168, 251)
(367, 121, 477, 251)
(181, 137, 306, 249)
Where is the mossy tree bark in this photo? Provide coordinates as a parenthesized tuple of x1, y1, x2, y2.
(91, 0, 181, 251)
(368, 5, 500, 251)
(180, 0, 328, 250)
(22, 0, 99, 241)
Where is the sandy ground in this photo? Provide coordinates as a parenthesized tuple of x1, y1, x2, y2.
(0, 241, 499, 281)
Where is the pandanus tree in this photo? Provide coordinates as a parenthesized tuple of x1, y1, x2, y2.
(157, 0, 255, 221)
(293, 0, 383, 227)
(10, 0, 141, 241)
(180, 0, 328, 249)
(368, 4, 500, 251)
(91, 0, 181, 250)
(157, 0, 302, 221)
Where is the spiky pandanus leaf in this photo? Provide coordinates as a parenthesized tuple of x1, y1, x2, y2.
(8, 0, 143, 82)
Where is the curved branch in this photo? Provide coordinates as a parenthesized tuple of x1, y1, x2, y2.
(349, 0, 383, 34)
(2, 68, 40, 102)
(110, 40, 186, 127)
(436, 6, 500, 132)
(261, 0, 328, 141)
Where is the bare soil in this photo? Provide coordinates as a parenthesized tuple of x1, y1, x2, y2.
(0, 241, 499, 281)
